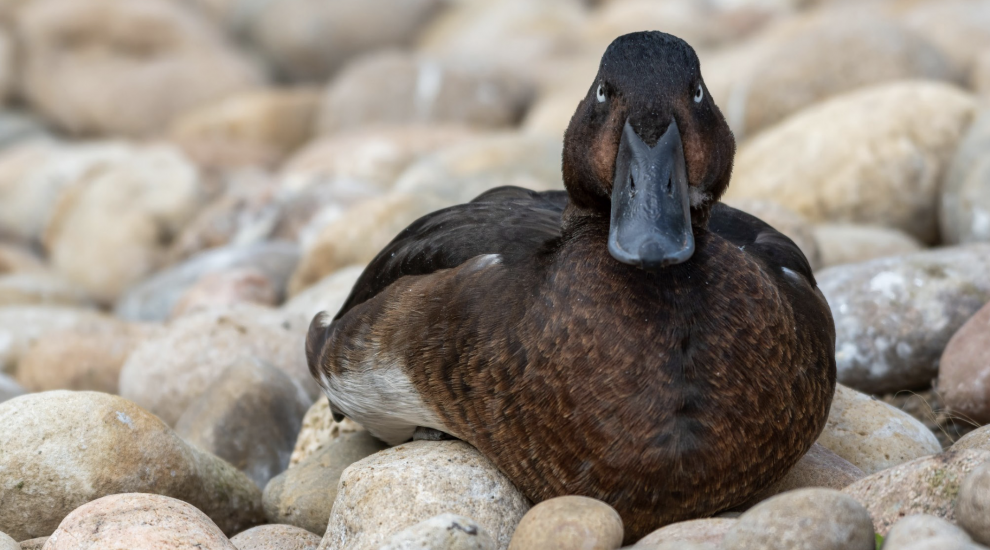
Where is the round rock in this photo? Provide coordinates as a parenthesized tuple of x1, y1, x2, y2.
(940, 108, 990, 245)
(817, 384, 941, 474)
(631, 518, 735, 549)
(321, 440, 529, 550)
(939, 301, 990, 424)
(229, 524, 321, 550)
(956, 460, 990, 546)
(286, 396, 365, 468)
(843, 449, 990, 535)
(884, 514, 973, 549)
(0, 391, 263, 540)
(507, 496, 623, 550)
(0, 532, 14, 550)
(721, 488, 874, 550)
(381, 514, 496, 550)
(817, 244, 990, 394)
(45, 493, 236, 550)
(812, 224, 922, 269)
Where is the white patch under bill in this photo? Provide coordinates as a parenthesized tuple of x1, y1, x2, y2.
(689, 187, 710, 207)
(321, 350, 448, 446)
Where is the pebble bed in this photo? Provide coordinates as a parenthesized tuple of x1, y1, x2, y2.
(0, 0, 989, 549)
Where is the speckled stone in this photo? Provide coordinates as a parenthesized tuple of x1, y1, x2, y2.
(507, 496, 623, 550)
(287, 397, 364, 468)
(319, 441, 529, 550)
(721, 488, 874, 550)
(229, 524, 321, 550)
(17, 537, 46, 550)
(631, 518, 734, 549)
(44, 493, 237, 550)
(381, 514, 496, 550)
(952, 425, 990, 452)
(956, 460, 990, 546)
(843, 449, 990, 535)
(883, 514, 973, 549)
(0, 391, 264, 540)
(817, 384, 941, 474)
(817, 244, 990, 394)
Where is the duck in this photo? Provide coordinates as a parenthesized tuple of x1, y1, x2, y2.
(306, 31, 836, 542)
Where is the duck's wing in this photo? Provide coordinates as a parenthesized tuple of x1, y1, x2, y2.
(334, 186, 568, 320)
(707, 202, 816, 287)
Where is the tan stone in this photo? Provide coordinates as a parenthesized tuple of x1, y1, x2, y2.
(724, 82, 978, 244)
(0, 244, 43, 275)
(940, 109, 990, 245)
(16, 320, 157, 393)
(843, 449, 990, 536)
(280, 266, 364, 338)
(508, 496, 623, 550)
(722, 198, 820, 269)
(42, 144, 204, 304)
(973, 49, 990, 97)
(230, 524, 321, 550)
(0, 306, 113, 375)
(957, 460, 990, 546)
(812, 223, 922, 269)
(0, 272, 91, 308)
(394, 134, 564, 205)
(938, 301, 990, 424)
(884, 514, 974, 549)
(287, 193, 445, 296)
(288, 394, 365, 468)
(722, 488, 874, 550)
(631, 518, 734, 549)
(900, 0, 990, 78)
(953, 425, 990, 453)
(17, 537, 46, 550)
(170, 87, 321, 169)
(742, 443, 865, 507)
(818, 384, 941, 474)
(0, 391, 264, 541)
(382, 514, 496, 550)
(17, 0, 263, 137)
(118, 304, 315, 426)
(44, 493, 237, 550)
(170, 268, 278, 319)
(263, 431, 387, 536)
(320, 441, 529, 550)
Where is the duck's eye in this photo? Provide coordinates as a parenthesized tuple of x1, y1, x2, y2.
(693, 83, 704, 103)
(596, 84, 606, 103)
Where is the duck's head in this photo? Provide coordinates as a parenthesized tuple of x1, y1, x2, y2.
(563, 31, 736, 271)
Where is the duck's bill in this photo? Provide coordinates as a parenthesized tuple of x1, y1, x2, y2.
(608, 118, 695, 271)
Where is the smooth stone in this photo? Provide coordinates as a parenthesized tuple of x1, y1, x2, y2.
(722, 198, 821, 269)
(0, 110, 51, 153)
(116, 241, 299, 322)
(817, 244, 990, 393)
(15, 320, 157, 393)
(118, 304, 316, 426)
(901, 0, 990, 78)
(316, 51, 532, 135)
(843, 449, 990, 535)
(817, 384, 941, 474)
(42, 144, 204, 304)
(0, 391, 264, 540)
(939, 301, 990, 424)
(0, 373, 22, 404)
(952, 425, 990, 452)
(0, 532, 14, 550)
(884, 514, 973, 549)
(281, 125, 477, 194)
(381, 514, 496, 550)
(416, 0, 585, 80)
(280, 266, 364, 335)
(320, 440, 530, 550)
(0, 272, 91, 308)
(170, 87, 321, 170)
(940, 109, 990, 245)
(175, 358, 311, 488)
(721, 488, 874, 550)
(957, 461, 990, 546)
(236, 0, 444, 82)
(724, 81, 978, 244)
(973, 49, 990, 97)
(229, 524, 321, 550)
(17, 537, 46, 550)
(0, 244, 44, 274)
(630, 518, 734, 549)
(393, 134, 564, 206)
(889, 537, 988, 550)
(507, 496, 623, 550)
(262, 430, 387, 535)
(0, 306, 112, 375)
(170, 268, 279, 319)
(740, 443, 865, 507)
(812, 223, 923, 269)
(44, 493, 237, 550)
(288, 397, 364, 468)
(735, 14, 952, 136)
(287, 193, 445, 296)
(17, 0, 262, 137)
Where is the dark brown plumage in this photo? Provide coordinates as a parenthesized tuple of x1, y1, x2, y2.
(306, 31, 836, 542)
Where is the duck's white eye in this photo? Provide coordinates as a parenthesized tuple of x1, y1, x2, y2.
(596, 84, 606, 103)
(693, 83, 704, 103)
